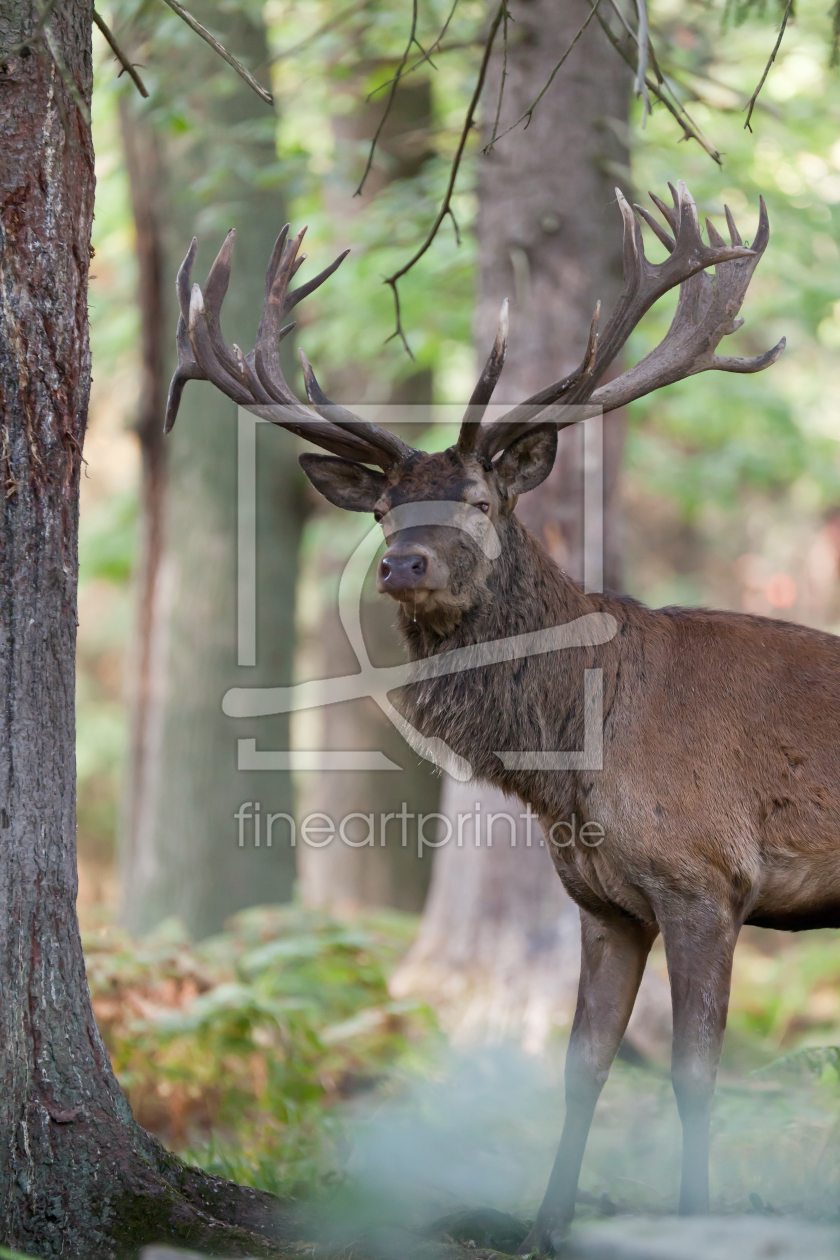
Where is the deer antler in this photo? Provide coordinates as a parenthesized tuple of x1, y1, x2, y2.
(171, 183, 783, 487)
(463, 182, 782, 461)
(457, 299, 509, 456)
(590, 196, 785, 413)
(165, 227, 416, 470)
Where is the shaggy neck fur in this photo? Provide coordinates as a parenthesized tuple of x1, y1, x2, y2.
(392, 513, 633, 820)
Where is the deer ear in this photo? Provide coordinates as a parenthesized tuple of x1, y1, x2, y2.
(299, 452, 388, 513)
(494, 425, 558, 497)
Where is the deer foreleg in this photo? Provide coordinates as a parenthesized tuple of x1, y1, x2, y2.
(659, 907, 739, 1216)
(521, 910, 656, 1256)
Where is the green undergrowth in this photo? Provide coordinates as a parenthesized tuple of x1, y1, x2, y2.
(79, 911, 840, 1221)
(82, 904, 440, 1199)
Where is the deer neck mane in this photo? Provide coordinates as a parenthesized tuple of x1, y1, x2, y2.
(392, 514, 613, 801)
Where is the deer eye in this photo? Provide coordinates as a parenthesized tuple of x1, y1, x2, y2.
(373, 510, 383, 523)
(476, 502, 490, 514)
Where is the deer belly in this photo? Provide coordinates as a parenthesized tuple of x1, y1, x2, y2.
(748, 852, 840, 931)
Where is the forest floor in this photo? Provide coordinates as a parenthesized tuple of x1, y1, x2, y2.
(72, 904, 840, 1256)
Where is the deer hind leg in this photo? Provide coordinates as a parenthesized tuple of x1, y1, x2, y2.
(658, 906, 739, 1216)
(520, 910, 657, 1256)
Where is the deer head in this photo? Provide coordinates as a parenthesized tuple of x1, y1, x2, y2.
(166, 182, 783, 633)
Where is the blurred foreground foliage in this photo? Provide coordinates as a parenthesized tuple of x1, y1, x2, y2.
(83, 905, 437, 1197)
(78, 911, 840, 1218)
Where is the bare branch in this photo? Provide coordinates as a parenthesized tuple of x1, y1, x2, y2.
(592, 3, 722, 164)
(384, 274, 415, 359)
(93, 11, 148, 98)
(485, 0, 603, 150)
(382, 0, 506, 354)
(487, 0, 511, 149)
(744, 0, 793, 132)
(633, 0, 651, 121)
(368, 0, 461, 98)
(603, 0, 720, 157)
(159, 0, 274, 106)
(355, 0, 420, 195)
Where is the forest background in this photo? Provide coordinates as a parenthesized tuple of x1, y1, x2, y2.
(72, 0, 840, 1227)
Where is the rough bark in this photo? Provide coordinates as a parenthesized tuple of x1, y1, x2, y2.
(119, 4, 303, 939)
(0, 6, 300, 1253)
(393, 0, 671, 1054)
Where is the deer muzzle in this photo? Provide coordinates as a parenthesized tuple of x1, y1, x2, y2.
(377, 546, 447, 600)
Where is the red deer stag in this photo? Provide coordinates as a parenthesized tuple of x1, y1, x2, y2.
(165, 184, 817, 1254)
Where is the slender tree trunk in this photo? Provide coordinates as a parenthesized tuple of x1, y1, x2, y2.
(118, 98, 169, 879)
(119, 4, 303, 939)
(0, 5, 296, 1252)
(393, 0, 671, 1055)
(297, 81, 440, 914)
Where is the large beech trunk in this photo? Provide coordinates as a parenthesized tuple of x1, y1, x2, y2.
(0, 6, 295, 1253)
(393, 0, 671, 1055)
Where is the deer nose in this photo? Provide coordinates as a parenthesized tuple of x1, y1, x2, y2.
(378, 552, 428, 592)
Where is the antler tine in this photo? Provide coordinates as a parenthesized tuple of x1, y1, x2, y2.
(188, 284, 252, 404)
(724, 204, 742, 247)
(176, 236, 198, 323)
(264, 225, 290, 299)
(233, 344, 274, 406)
(618, 189, 644, 299)
(649, 184, 680, 235)
(253, 228, 309, 405)
(200, 229, 246, 381)
(204, 229, 234, 310)
(165, 237, 205, 434)
(165, 314, 204, 434)
(458, 299, 509, 456)
(591, 197, 784, 415)
(298, 350, 415, 465)
(751, 194, 770, 254)
(285, 248, 350, 315)
(635, 203, 675, 253)
(705, 216, 726, 248)
(476, 303, 601, 461)
(272, 226, 308, 308)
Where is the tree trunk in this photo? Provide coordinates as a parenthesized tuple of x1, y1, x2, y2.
(119, 4, 303, 939)
(0, 4, 296, 1253)
(393, 0, 671, 1056)
(296, 81, 440, 915)
(118, 97, 169, 894)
